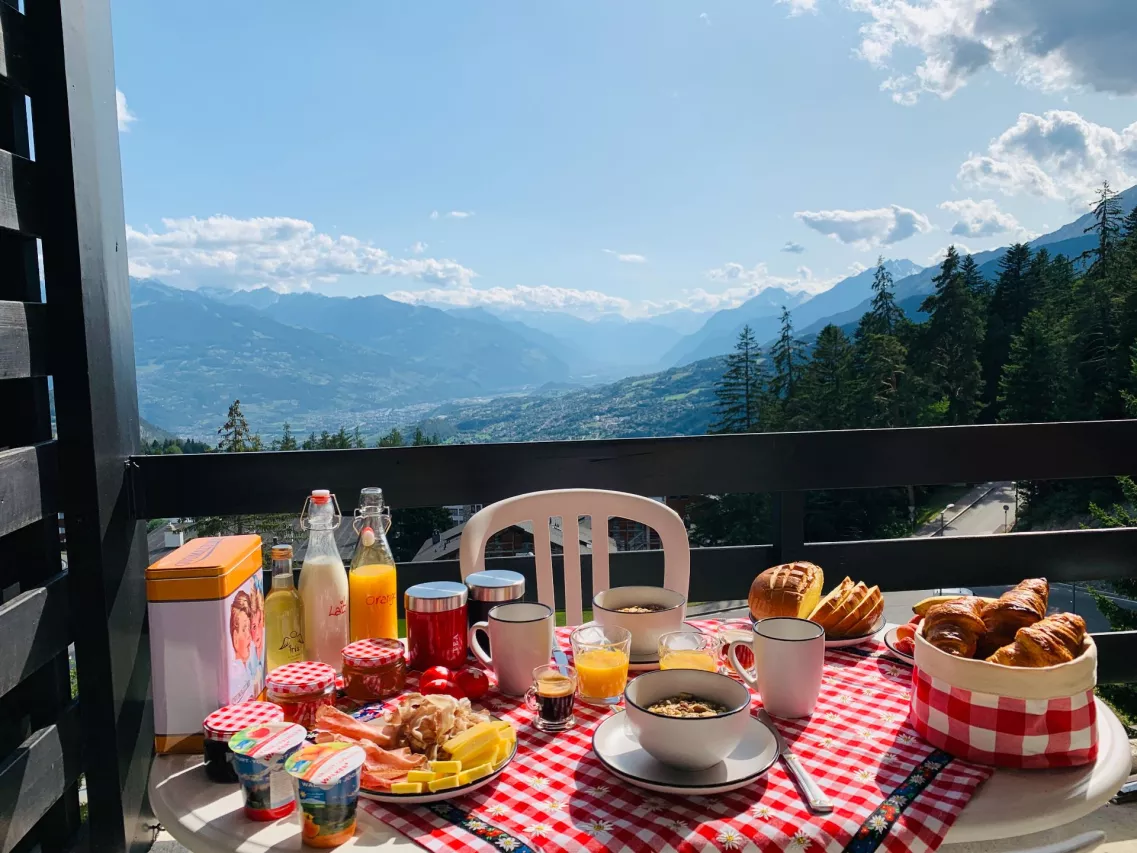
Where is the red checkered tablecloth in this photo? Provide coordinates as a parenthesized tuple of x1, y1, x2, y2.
(359, 621, 992, 853)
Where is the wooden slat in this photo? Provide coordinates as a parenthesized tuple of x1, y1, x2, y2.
(0, 6, 28, 92)
(0, 573, 69, 699)
(0, 151, 35, 236)
(0, 443, 56, 539)
(0, 703, 81, 853)
(128, 420, 1137, 518)
(0, 302, 46, 379)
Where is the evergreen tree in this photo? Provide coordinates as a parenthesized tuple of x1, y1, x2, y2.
(711, 325, 764, 433)
(279, 422, 298, 451)
(1083, 181, 1124, 277)
(981, 243, 1034, 419)
(855, 331, 909, 428)
(917, 247, 986, 424)
(217, 399, 252, 452)
(768, 307, 807, 428)
(960, 253, 989, 300)
(998, 310, 1066, 423)
(859, 257, 906, 338)
(800, 325, 854, 430)
(352, 425, 366, 448)
(376, 428, 404, 448)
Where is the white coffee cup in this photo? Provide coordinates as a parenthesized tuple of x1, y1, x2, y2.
(469, 602, 554, 696)
(728, 617, 824, 718)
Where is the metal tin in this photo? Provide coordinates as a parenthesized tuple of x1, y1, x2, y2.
(465, 570, 526, 602)
(404, 581, 468, 613)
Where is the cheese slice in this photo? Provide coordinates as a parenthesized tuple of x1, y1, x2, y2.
(487, 720, 516, 742)
(456, 743, 498, 770)
(406, 770, 438, 783)
(391, 782, 423, 794)
(457, 763, 493, 785)
(449, 729, 501, 763)
(429, 760, 462, 774)
(427, 774, 459, 793)
(442, 721, 496, 755)
(492, 740, 512, 767)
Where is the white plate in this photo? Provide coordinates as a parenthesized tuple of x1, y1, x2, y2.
(882, 625, 915, 662)
(824, 614, 886, 648)
(350, 705, 517, 804)
(591, 710, 779, 796)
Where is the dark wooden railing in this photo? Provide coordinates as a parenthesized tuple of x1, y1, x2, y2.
(0, 1, 151, 852)
(130, 419, 1137, 685)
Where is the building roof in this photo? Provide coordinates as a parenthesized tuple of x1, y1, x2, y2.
(411, 516, 618, 562)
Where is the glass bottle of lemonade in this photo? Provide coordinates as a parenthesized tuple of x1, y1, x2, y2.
(348, 487, 398, 640)
(265, 543, 305, 671)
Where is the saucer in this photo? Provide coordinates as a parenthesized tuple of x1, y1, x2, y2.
(591, 711, 779, 795)
(825, 614, 886, 649)
(883, 625, 915, 663)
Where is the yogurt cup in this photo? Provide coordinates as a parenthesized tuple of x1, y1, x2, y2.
(228, 722, 307, 821)
(285, 742, 366, 848)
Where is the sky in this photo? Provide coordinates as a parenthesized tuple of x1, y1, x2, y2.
(111, 0, 1137, 319)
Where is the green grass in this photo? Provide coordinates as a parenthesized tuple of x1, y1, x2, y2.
(914, 484, 974, 527)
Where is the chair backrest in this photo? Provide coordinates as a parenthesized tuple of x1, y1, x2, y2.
(459, 489, 691, 626)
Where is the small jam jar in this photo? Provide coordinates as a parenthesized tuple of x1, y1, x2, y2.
(202, 701, 284, 783)
(341, 638, 406, 704)
(266, 661, 338, 729)
(405, 581, 468, 671)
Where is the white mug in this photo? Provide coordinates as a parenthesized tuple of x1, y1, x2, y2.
(728, 617, 824, 718)
(469, 602, 554, 696)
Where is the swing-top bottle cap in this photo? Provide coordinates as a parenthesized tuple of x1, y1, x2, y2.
(311, 489, 331, 505)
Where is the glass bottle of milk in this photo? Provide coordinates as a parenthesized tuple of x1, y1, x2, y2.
(297, 489, 349, 667)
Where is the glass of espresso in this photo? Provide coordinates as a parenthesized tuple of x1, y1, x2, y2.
(524, 664, 577, 732)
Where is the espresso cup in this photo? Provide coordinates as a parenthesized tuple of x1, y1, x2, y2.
(524, 664, 577, 732)
(728, 617, 824, 718)
(469, 603, 554, 696)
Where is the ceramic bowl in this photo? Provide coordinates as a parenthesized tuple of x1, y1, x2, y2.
(593, 586, 687, 657)
(623, 669, 751, 771)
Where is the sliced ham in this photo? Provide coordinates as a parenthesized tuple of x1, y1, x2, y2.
(314, 705, 397, 747)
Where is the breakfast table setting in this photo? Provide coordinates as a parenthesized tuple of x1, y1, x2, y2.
(149, 560, 1133, 853)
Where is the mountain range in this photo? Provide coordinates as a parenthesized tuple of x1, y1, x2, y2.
(131, 184, 1136, 438)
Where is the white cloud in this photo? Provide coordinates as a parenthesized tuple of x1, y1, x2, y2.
(116, 89, 136, 133)
(958, 110, 1137, 203)
(794, 204, 932, 248)
(602, 249, 647, 264)
(700, 262, 839, 304)
(699, 11, 711, 25)
(777, 0, 819, 15)
(410, 241, 428, 254)
(446, 210, 473, 219)
(781, 241, 806, 254)
(127, 214, 477, 290)
(938, 197, 1035, 239)
(927, 243, 975, 264)
(845, 0, 1137, 104)
(429, 210, 440, 220)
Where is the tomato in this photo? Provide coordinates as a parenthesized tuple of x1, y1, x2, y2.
(908, 614, 924, 625)
(455, 667, 490, 700)
(421, 677, 466, 699)
(421, 666, 455, 685)
(895, 637, 915, 655)
(895, 623, 916, 642)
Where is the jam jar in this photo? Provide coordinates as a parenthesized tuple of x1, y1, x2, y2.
(266, 661, 338, 729)
(405, 581, 468, 671)
(465, 570, 525, 655)
(341, 638, 406, 704)
(202, 701, 284, 783)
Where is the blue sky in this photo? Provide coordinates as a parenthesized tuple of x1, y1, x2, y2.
(111, 0, 1137, 318)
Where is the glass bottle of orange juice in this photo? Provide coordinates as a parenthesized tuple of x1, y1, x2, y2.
(348, 487, 398, 640)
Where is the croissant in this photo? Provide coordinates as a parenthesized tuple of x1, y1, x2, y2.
(987, 612, 1086, 667)
(976, 578, 1049, 658)
(923, 597, 988, 657)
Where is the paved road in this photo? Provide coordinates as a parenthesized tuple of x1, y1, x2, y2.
(928, 481, 1018, 537)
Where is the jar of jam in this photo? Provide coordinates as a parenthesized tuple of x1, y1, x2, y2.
(266, 661, 338, 729)
(405, 581, 468, 671)
(465, 570, 525, 655)
(202, 701, 284, 783)
(341, 638, 406, 704)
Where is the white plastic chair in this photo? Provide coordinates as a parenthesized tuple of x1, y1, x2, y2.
(458, 489, 691, 626)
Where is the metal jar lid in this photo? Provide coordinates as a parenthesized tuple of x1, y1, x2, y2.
(404, 581, 468, 613)
(465, 570, 526, 602)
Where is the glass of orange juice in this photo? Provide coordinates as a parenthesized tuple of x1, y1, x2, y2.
(570, 625, 631, 705)
(658, 631, 719, 672)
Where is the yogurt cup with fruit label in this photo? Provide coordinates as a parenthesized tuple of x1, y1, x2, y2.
(285, 742, 366, 847)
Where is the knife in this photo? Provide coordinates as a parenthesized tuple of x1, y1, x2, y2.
(553, 648, 571, 676)
(758, 708, 834, 814)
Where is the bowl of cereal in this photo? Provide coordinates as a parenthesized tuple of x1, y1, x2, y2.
(593, 586, 687, 658)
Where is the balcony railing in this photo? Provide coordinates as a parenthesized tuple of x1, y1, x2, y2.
(130, 418, 1137, 686)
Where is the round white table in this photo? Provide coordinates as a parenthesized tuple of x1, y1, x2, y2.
(150, 698, 1130, 852)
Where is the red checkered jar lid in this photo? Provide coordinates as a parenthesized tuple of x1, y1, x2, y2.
(202, 701, 283, 742)
(266, 661, 337, 696)
(342, 638, 405, 669)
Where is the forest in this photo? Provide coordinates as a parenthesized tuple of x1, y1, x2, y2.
(687, 182, 1137, 546)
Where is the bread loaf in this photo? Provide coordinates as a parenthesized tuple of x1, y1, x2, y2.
(749, 562, 824, 621)
(808, 578, 883, 638)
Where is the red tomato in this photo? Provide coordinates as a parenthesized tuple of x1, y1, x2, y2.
(895, 637, 915, 655)
(895, 623, 916, 642)
(455, 668, 490, 700)
(421, 677, 465, 699)
(908, 614, 924, 625)
(421, 666, 455, 685)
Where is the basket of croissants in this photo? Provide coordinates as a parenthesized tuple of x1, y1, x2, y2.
(911, 578, 1098, 769)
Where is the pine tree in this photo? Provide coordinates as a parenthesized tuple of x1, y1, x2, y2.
(960, 253, 989, 300)
(855, 331, 909, 428)
(1083, 181, 1124, 277)
(711, 325, 764, 433)
(376, 428, 404, 448)
(917, 246, 986, 425)
(278, 422, 298, 451)
(768, 308, 807, 428)
(998, 310, 1066, 423)
(800, 325, 853, 430)
(858, 257, 906, 338)
(981, 243, 1034, 419)
(217, 399, 252, 452)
